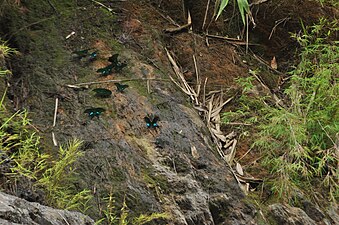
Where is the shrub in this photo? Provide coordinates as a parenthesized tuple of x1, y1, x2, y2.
(222, 18, 338, 202)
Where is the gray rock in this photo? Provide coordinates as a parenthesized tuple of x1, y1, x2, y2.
(269, 203, 317, 225)
(0, 191, 94, 225)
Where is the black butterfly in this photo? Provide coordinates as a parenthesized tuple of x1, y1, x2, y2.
(72, 49, 90, 59)
(88, 51, 98, 61)
(92, 88, 112, 98)
(144, 114, 160, 128)
(97, 64, 114, 76)
(72, 49, 98, 62)
(115, 83, 129, 92)
(108, 53, 127, 72)
(114, 62, 127, 72)
(108, 54, 119, 64)
(84, 108, 105, 119)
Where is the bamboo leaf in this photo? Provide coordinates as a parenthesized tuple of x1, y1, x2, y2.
(237, 0, 250, 25)
(215, 0, 230, 20)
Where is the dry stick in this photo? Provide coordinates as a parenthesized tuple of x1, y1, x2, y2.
(52, 98, 58, 147)
(52, 132, 58, 147)
(246, 14, 249, 54)
(269, 17, 290, 40)
(9, 17, 53, 40)
(164, 23, 191, 33)
(211, 96, 233, 119)
(227, 122, 251, 126)
(152, 6, 180, 27)
(167, 75, 192, 95)
(47, 0, 59, 15)
(58, 212, 70, 225)
(53, 98, 58, 127)
(66, 78, 170, 87)
(207, 94, 214, 125)
(165, 48, 197, 101)
(147, 80, 150, 94)
(203, 78, 208, 107)
(251, 52, 285, 75)
(202, 0, 211, 30)
(225, 139, 238, 163)
(193, 54, 201, 97)
(206, 34, 257, 46)
(238, 147, 253, 161)
(251, 70, 285, 107)
(91, 0, 115, 13)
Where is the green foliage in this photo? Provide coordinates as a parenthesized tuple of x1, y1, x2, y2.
(236, 0, 250, 25)
(38, 139, 92, 211)
(215, 0, 230, 20)
(0, 90, 91, 212)
(223, 18, 338, 202)
(0, 91, 49, 181)
(0, 40, 17, 76)
(0, 39, 18, 59)
(215, 0, 250, 25)
(315, 0, 339, 7)
(96, 191, 169, 225)
(132, 212, 169, 225)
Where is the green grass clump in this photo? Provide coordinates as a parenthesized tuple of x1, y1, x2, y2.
(0, 39, 17, 76)
(0, 39, 18, 59)
(222, 18, 338, 203)
(0, 98, 92, 211)
(37, 139, 92, 211)
(95, 190, 169, 225)
(0, 90, 91, 212)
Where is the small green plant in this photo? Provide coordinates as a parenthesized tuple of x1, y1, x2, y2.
(0, 39, 18, 59)
(0, 40, 16, 77)
(315, 0, 339, 7)
(0, 90, 91, 212)
(214, 0, 251, 25)
(37, 139, 92, 211)
(96, 191, 169, 225)
(0, 88, 49, 181)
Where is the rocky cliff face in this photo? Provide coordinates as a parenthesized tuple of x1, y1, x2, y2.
(0, 192, 94, 225)
(0, 1, 256, 224)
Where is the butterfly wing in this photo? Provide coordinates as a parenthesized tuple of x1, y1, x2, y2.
(85, 108, 105, 119)
(121, 84, 129, 89)
(93, 88, 112, 98)
(84, 108, 92, 114)
(89, 51, 98, 61)
(72, 49, 90, 58)
(144, 116, 152, 128)
(115, 83, 129, 92)
(95, 108, 105, 113)
(114, 62, 127, 72)
(96, 68, 104, 73)
(151, 116, 160, 128)
(97, 65, 113, 76)
(108, 54, 119, 64)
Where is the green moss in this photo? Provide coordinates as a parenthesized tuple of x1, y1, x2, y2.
(128, 80, 150, 97)
(142, 167, 170, 196)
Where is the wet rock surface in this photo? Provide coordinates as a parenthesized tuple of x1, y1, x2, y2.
(0, 191, 94, 225)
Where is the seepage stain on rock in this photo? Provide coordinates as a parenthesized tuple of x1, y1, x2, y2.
(0, 191, 94, 225)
